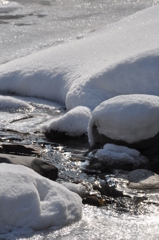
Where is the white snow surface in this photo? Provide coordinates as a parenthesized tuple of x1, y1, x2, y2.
(0, 1, 21, 13)
(0, 95, 32, 110)
(0, 6, 159, 110)
(0, 163, 82, 233)
(95, 143, 147, 166)
(62, 182, 87, 198)
(44, 106, 91, 137)
(88, 94, 159, 145)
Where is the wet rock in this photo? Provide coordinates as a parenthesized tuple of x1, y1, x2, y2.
(0, 153, 58, 181)
(128, 169, 159, 189)
(87, 146, 149, 171)
(0, 143, 41, 156)
(45, 129, 88, 143)
(82, 196, 100, 206)
(91, 125, 159, 152)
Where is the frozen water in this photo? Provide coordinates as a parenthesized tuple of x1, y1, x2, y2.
(0, 0, 159, 64)
(0, 6, 159, 112)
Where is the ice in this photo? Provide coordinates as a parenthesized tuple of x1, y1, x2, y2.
(44, 106, 91, 137)
(0, 95, 32, 110)
(0, 163, 82, 233)
(88, 94, 159, 145)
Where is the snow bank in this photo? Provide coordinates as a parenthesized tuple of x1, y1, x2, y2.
(44, 106, 91, 137)
(0, 6, 159, 110)
(62, 182, 87, 198)
(0, 1, 21, 13)
(95, 143, 148, 166)
(88, 94, 159, 146)
(0, 164, 82, 233)
(0, 95, 32, 111)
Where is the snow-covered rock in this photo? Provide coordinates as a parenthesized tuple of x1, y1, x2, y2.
(88, 95, 159, 148)
(0, 95, 32, 111)
(94, 144, 148, 167)
(0, 164, 82, 233)
(62, 182, 88, 198)
(0, 6, 159, 110)
(0, 1, 21, 13)
(44, 106, 91, 138)
(128, 169, 159, 189)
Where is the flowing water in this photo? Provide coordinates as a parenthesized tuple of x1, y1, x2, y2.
(1, 0, 159, 239)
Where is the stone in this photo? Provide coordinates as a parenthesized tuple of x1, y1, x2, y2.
(128, 169, 159, 189)
(88, 95, 159, 152)
(91, 125, 159, 151)
(0, 153, 58, 181)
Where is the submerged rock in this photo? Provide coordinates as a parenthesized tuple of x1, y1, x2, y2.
(128, 169, 159, 189)
(0, 154, 58, 181)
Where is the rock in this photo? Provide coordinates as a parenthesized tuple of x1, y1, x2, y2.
(88, 95, 159, 151)
(0, 153, 58, 181)
(44, 106, 91, 139)
(128, 169, 159, 189)
(0, 143, 41, 156)
(88, 144, 149, 170)
(91, 125, 159, 151)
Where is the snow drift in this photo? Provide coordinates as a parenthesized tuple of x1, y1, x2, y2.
(0, 6, 159, 111)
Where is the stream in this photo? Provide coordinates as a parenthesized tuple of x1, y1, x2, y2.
(0, 95, 159, 239)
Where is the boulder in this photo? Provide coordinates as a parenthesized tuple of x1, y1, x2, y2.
(128, 169, 159, 189)
(88, 95, 159, 151)
(0, 153, 58, 181)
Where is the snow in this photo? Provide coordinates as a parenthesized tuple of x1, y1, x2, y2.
(95, 143, 148, 166)
(0, 6, 159, 111)
(44, 106, 91, 137)
(62, 182, 87, 198)
(0, 163, 82, 233)
(0, 1, 21, 13)
(88, 94, 159, 146)
(0, 95, 32, 111)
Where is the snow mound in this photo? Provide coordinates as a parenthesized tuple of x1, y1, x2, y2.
(95, 144, 148, 166)
(0, 6, 159, 110)
(0, 1, 21, 13)
(62, 182, 87, 198)
(0, 95, 32, 111)
(88, 94, 159, 146)
(0, 164, 82, 233)
(44, 106, 91, 137)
